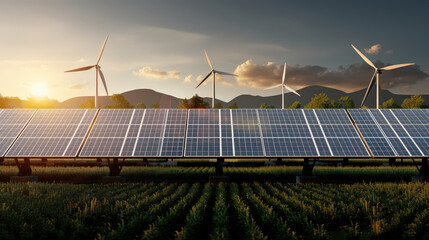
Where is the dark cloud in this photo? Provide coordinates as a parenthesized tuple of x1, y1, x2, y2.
(233, 60, 428, 92)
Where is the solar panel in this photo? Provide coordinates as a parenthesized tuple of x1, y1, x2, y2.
(6, 109, 97, 157)
(79, 109, 187, 157)
(0, 109, 36, 157)
(348, 109, 429, 157)
(184, 109, 369, 157)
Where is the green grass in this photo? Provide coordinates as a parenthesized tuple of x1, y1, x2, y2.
(1, 182, 428, 239)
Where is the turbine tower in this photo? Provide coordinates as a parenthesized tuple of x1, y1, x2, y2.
(65, 35, 110, 108)
(196, 49, 237, 108)
(265, 63, 300, 109)
(351, 44, 414, 109)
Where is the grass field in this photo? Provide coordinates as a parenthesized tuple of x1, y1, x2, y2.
(1, 182, 428, 239)
(0, 165, 420, 183)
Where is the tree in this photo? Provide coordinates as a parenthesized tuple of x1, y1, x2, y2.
(228, 102, 239, 109)
(189, 94, 209, 108)
(328, 100, 341, 108)
(285, 101, 301, 109)
(104, 94, 133, 108)
(0, 95, 22, 108)
(24, 96, 59, 108)
(361, 105, 369, 109)
(178, 98, 190, 109)
(304, 93, 330, 108)
(260, 102, 275, 109)
(401, 95, 425, 108)
(80, 99, 96, 109)
(136, 102, 146, 109)
(338, 96, 355, 109)
(214, 102, 223, 109)
(380, 98, 400, 109)
(152, 103, 160, 109)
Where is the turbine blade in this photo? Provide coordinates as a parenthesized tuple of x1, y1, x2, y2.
(204, 49, 213, 70)
(98, 69, 109, 96)
(283, 84, 300, 96)
(214, 70, 238, 76)
(64, 65, 95, 72)
(96, 35, 109, 65)
(361, 70, 377, 107)
(264, 83, 282, 90)
(196, 71, 213, 88)
(282, 62, 286, 84)
(351, 44, 376, 69)
(381, 63, 415, 71)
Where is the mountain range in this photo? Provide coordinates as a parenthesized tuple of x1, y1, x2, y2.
(59, 86, 428, 108)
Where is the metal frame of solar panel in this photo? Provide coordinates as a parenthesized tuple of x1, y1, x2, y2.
(5, 109, 97, 157)
(79, 109, 187, 157)
(184, 109, 370, 158)
(349, 109, 429, 157)
(0, 109, 36, 157)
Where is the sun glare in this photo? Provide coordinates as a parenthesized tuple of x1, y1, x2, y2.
(31, 83, 48, 97)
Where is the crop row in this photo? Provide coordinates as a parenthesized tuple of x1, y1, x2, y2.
(1, 182, 429, 239)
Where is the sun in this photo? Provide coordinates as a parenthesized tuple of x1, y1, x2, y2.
(31, 83, 48, 97)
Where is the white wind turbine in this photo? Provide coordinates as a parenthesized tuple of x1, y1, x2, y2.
(351, 44, 415, 109)
(265, 63, 300, 109)
(196, 49, 237, 108)
(65, 35, 110, 108)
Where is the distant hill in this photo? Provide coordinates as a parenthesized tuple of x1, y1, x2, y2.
(58, 86, 429, 108)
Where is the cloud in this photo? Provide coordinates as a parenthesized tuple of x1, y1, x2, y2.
(386, 50, 394, 54)
(233, 60, 428, 92)
(184, 74, 193, 83)
(134, 66, 180, 79)
(364, 44, 382, 54)
(68, 82, 89, 90)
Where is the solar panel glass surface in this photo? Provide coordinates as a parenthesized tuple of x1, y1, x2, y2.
(6, 109, 97, 157)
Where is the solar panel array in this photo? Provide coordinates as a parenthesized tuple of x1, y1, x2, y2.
(79, 109, 187, 157)
(349, 109, 429, 157)
(184, 109, 370, 157)
(0, 108, 427, 158)
(0, 109, 35, 157)
(6, 109, 97, 157)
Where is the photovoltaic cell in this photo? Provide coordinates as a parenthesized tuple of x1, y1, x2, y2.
(6, 109, 97, 157)
(348, 109, 429, 157)
(0, 109, 35, 156)
(79, 109, 187, 157)
(184, 109, 369, 157)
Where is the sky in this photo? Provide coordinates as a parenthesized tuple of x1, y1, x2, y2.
(1, 0, 429, 102)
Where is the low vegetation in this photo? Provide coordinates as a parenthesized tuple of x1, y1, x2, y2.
(1, 182, 428, 239)
(0, 166, 420, 183)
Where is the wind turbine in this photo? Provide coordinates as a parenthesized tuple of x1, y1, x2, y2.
(265, 63, 300, 109)
(196, 49, 237, 108)
(65, 35, 110, 108)
(351, 44, 414, 109)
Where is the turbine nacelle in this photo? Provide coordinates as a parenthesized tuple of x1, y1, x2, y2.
(351, 44, 414, 108)
(264, 62, 300, 109)
(65, 35, 110, 108)
(195, 49, 237, 108)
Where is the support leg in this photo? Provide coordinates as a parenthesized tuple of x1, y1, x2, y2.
(302, 158, 314, 176)
(108, 158, 121, 176)
(17, 158, 32, 176)
(420, 158, 429, 176)
(276, 157, 282, 165)
(343, 157, 349, 166)
(216, 158, 224, 176)
(389, 157, 396, 166)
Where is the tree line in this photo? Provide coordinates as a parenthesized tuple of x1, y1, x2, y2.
(0, 93, 426, 109)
